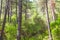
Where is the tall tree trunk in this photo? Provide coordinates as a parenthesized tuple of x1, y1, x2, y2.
(7, 0, 10, 22)
(25, 0, 28, 20)
(45, 0, 53, 40)
(16, 0, 18, 23)
(17, 0, 22, 40)
(0, 0, 3, 26)
(50, 0, 55, 20)
(9, 0, 13, 23)
(0, 0, 8, 40)
(9, 0, 12, 23)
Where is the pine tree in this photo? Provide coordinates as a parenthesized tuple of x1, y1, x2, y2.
(0, 0, 2, 26)
(0, 0, 8, 40)
(17, 0, 22, 40)
(45, 0, 53, 40)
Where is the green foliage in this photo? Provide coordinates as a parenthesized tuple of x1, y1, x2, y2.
(1, 0, 60, 40)
(5, 23, 17, 40)
(50, 17, 60, 40)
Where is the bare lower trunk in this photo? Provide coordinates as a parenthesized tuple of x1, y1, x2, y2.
(9, 0, 13, 23)
(45, 0, 53, 40)
(25, 0, 28, 20)
(51, 7, 55, 21)
(50, 0, 55, 21)
(0, 0, 8, 40)
(0, 0, 3, 26)
(17, 0, 22, 40)
(7, 0, 10, 22)
(16, 0, 18, 23)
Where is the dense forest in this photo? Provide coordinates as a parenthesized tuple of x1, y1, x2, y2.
(0, 0, 60, 40)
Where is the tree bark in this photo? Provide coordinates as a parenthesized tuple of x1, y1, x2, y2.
(0, 0, 8, 40)
(45, 0, 53, 40)
(50, 0, 55, 21)
(25, 0, 28, 20)
(16, 0, 18, 23)
(17, 0, 22, 40)
(7, 0, 10, 22)
(9, 0, 12, 23)
(0, 0, 3, 26)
